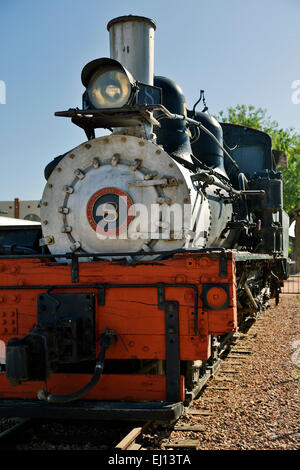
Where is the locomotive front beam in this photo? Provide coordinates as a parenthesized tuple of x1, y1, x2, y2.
(0, 247, 231, 285)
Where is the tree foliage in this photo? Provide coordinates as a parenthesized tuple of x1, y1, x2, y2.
(216, 105, 300, 215)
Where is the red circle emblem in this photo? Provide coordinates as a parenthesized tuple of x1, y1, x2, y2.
(86, 187, 134, 235)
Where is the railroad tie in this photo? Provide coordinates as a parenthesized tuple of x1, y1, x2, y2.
(164, 439, 201, 449)
(174, 424, 206, 431)
(187, 409, 212, 416)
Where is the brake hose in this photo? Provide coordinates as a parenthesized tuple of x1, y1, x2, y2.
(37, 329, 117, 404)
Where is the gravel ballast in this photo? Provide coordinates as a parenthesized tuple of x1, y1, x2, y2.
(157, 295, 300, 450)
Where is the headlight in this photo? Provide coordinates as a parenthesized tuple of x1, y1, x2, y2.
(81, 58, 135, 110)
(87, 66, 132, 109)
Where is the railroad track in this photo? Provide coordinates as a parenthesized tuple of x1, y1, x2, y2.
(115, 421, 152, 450)
(0, 418, 33, 450)
(0, 315, 260, 450)
(140, 318, 262, 450)
(109, 317, 259, 451)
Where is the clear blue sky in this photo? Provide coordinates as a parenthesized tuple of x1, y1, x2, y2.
(0, 0, 299, 200)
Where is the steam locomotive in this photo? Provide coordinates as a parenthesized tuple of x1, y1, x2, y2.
(0, 16, 289, 421)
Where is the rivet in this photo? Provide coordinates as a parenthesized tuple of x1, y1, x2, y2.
(42, 220, 48, 225)
(58, 207, 69, 214)
(42, 201, 48, 206)
(56, 167, 62, 172)
(74, 169, 85, 180)
(169, 163, 174, 167)
(61, 226, 72, 233)
(111, 154, 120, 167)
(92, 158, 100, 169)
(70, 241, 81, 252)
(85, 143, 91, 149)
(156, 150, 161, 155)
(48, 183, 53, 188)
(68, 153, 75, 159)
(138, 140, 145, 146)
(63, 185, 74, 194)
(175, 274, 187, 283)
(199, 257, 210, 267)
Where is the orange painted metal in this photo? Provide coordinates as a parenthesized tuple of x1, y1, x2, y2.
(0, 252, 237, 401)
(0, 374, 185, 402)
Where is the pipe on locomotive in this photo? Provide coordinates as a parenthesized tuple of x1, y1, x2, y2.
(107, 15, 156, 85)
(37, 329, 117, 404)
(55, 104, 241, 172)
(107, 15, 156, 139)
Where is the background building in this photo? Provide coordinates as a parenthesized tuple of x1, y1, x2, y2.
(0, 198, 41, 222)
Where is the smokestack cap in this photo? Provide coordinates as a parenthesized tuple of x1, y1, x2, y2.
(107, 15, 156, 31)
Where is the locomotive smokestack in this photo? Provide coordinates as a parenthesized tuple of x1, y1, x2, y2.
(107, 15, 156, 85)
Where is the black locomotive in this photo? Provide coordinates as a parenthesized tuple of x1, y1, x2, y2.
(0, 15, 289, 422)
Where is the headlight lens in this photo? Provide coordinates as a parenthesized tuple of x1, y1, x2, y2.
(87, 65, 132, 109)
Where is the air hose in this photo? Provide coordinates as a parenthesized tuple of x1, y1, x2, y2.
(37, 329, 117, 404)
